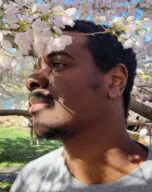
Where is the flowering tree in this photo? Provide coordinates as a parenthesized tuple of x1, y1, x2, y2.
(0, 0, 152, 80)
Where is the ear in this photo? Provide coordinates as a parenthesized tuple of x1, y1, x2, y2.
(107, 64, 128, 99)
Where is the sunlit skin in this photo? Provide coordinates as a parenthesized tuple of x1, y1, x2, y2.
(26, 32, 148, 184)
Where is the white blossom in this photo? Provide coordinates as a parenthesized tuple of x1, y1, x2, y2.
(15, 0, 34, 7)
(4, 2, 19, 25)
(0, 0, 3, 7)
(136, 68, 144, 75)
(45, 35, 72, 55)
(52, 6, 76, 28)
(52, 5, 64, 13)
(135, 36, 144, 48)
(1, 39, 12, 51)
(32, 3, 50, 13)
(4, 2, 18, 13)
(126, 16, 134, 22)
(12, 50, 23, 58)
(32, 19, 52, 55)
(139, 128, 148, 137)
(33, 13, 40, 20)
(62, 15, 75, 27)
(33, 29, 52, 56)
(0, 32, 3, 42)
(14, 31, 33, 54)
(123, 39, 134, 49)
(52, 26, 62, 35)
(143, 18, 149, 22)
(53, 15, 65, 28)
(111, 17, 125, 26)
(54, 15, 75, 28)
(0, 55, 13, 70)
(126, 24, 136, 35)
(32, 19, 49, 35)
(64, 8, 77, 18)
(5, 13, 19, 27)
(94, 16, 107, 24)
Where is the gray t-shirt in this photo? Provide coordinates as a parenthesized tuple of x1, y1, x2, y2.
(11, 145, 152, 192)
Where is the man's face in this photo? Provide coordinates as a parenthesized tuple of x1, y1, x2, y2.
(26, 32, 108, 140)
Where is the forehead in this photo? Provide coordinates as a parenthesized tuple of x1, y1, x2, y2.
(63, 31, 88, 47)
(62, 31, 89, 58)
(64, 31, 88, 55)
(43, 32, 89, 59)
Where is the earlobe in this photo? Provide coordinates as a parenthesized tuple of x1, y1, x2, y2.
(108, 64, 128, 99)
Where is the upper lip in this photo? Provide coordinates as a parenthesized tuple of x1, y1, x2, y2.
(28, 89, 54, 108)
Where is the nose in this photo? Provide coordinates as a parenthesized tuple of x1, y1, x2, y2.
(26, 74, 49, 91)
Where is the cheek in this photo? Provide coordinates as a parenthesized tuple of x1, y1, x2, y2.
(49, 72, 91, 98)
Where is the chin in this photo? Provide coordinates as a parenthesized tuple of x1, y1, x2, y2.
(32, 108, 77, 140)
(34, 124, 76, 140)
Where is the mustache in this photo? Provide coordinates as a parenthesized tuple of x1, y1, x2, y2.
(28, 90, 54, 106)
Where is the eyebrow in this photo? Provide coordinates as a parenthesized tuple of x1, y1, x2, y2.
(46, 51, 76, 61)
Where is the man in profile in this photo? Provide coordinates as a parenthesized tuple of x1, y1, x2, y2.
(11, 20, 152, 192)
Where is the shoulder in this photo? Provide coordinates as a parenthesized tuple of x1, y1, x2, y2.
(139, 143, 152, 182)
(23, 146, 63, 174)
(31, 146, 63, 164)
(10, 147, 64, 192)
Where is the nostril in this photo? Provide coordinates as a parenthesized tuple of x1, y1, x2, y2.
(26, 78, 40, 91)
(30, 82, 40, 90)
(26, 75, 49, 91)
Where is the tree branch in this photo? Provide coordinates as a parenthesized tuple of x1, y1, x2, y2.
(0, 99, 151, 121)
(129, 99, 152, 121)
(0, 109, 30, 117)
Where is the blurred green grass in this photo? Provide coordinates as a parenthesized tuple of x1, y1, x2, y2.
(0, 125, 61, 169)
(0, 181, 12, 192)
(0, 125, 61, 192)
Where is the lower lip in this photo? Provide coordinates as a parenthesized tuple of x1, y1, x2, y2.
(29, 103, 48, 114)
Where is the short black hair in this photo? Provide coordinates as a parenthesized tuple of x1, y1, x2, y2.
(64, 20, 137, 118)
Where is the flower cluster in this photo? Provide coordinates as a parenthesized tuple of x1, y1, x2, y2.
(0, 0, 152, 73)
(92, 15, 152, 49)
(0, 1, 76, 58)
(110, 16, 152, 49)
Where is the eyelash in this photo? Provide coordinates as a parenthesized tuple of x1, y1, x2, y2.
(51, 62, 66, 72)
(34, 60, 67, 72)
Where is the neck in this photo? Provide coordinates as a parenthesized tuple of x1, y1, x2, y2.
(63, 118, 147, 184)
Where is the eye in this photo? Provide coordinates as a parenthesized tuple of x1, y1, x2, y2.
(52, 62, 66, 72)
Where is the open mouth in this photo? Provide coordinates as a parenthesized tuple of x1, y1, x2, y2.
(28, 90, 54, 114)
